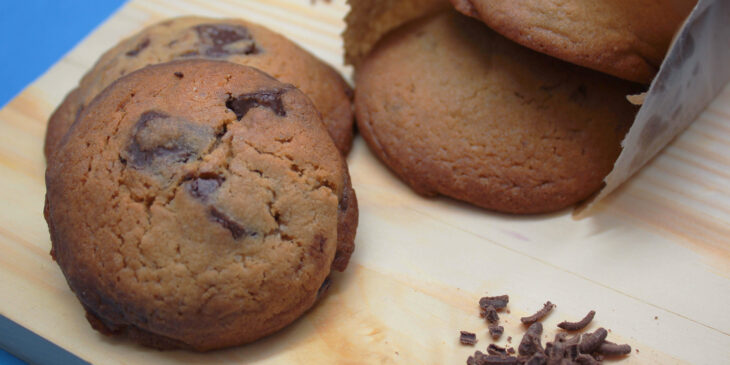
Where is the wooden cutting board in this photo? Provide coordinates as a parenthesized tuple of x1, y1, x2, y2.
(1, 0, 728, 363)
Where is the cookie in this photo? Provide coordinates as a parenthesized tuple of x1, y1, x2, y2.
(450, 0, 696, 83)
(343, 0, 449, 66)
(45, 60, 358, 350)
(354, 11, 640, 214)
(44, 16, 354, 158)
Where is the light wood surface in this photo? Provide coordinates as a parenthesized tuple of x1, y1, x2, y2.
(0, 0, 728, 363)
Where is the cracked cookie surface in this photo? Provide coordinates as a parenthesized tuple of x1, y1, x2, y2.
(354, 11, 640, 214)
(450, 0, 695, 83)
(44, 16, 354, 159)
(45, 60, 357, 351)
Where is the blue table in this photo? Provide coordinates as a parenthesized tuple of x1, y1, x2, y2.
(0, 2, 126, 363)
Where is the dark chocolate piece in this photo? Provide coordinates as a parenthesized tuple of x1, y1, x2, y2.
(187, 173, 224, 200)
(460, 331, 478, 346)
(518, 322, 544, 356)
(596, 341, 631, 356)
(479, 295, 509, 310)
(578, 328, 608, 354)
(558, 310, 595, 331)
(122, 111, 216, 175)
(521, 301, 555, 325)
(195, 24, 257, 57)
(226, 89, 287, 120)
(209, 206, 248, 239)
(485, 305, 499, 324)
(174, 71, 184, 78)
(488, 324, 504, 339)
(487, 344, 507, 356)
(126, 38, 150, 56)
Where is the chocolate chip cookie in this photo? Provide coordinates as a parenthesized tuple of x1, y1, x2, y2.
(44, 16, 354, 159)
(355, 11, 640, 214)
(450, 0, 696, 83)
(45, 60, 357, 350)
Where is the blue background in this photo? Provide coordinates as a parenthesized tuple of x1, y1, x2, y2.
(0, 2, 126, 363)
(0, 1, 126, 108)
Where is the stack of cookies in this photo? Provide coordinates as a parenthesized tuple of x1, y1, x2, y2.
(348, 0, 694, 214)
(44, 18, 357, 351)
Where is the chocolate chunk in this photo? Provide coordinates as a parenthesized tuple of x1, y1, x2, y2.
(558, 310, 595, 331)
(226, 89, 287, 120)
(174, 71, 184, 78)
(488, 324, 503, 339)
(596, 341, 631, 356)
(195, 24, 257, 57)
(209, 206, 248, 239)
(126, 38, 150, 57)
(187, 173, 224, 200)
(521, 301, 555, 325)
(524, 352, 547, 365)
(467, 351, 488, 365)
(484, 305, 499, 324)
(123, 111, 212, 170)
(480, 295, 509, 310)
(486, 344, 507, 356)
(578, 328, 608, 354)
(518, 322, 543, 356)
(460, 331, 478, 346)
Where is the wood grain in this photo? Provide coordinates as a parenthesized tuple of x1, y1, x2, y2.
(0, 0, 728, 363)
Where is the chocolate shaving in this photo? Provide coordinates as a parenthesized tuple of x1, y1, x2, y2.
(487, 344, 507, 356)
(578, 328, 608, 354)
(488, 324, 504, 339)
(460, 331, 478, 346)
(558, 310, 596, 331)
(518, 322, 544, 356)
(596, 341, 632, 356)
(479, 295, 509, 310)
(484, 306, 499, 324)
(521, 301, 555, 325)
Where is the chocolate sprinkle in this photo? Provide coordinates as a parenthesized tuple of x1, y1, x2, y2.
(558, 310, 596, 331)
(488, 324, 504, 339)
(486, 344, 507, 356)
(460, 331, 478, 346)
(520, 301, 555, 325)
(484, 306, 499, 324)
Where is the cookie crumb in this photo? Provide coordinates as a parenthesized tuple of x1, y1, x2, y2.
(460, 331, 478, 345)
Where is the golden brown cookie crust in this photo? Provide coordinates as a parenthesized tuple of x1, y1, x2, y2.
(344, 0, 450, 66)
(44, 16, 354, 159)
(355, 11, 640, 214)
(450, 0, 696, 83)
(45, 60, 357, 350)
